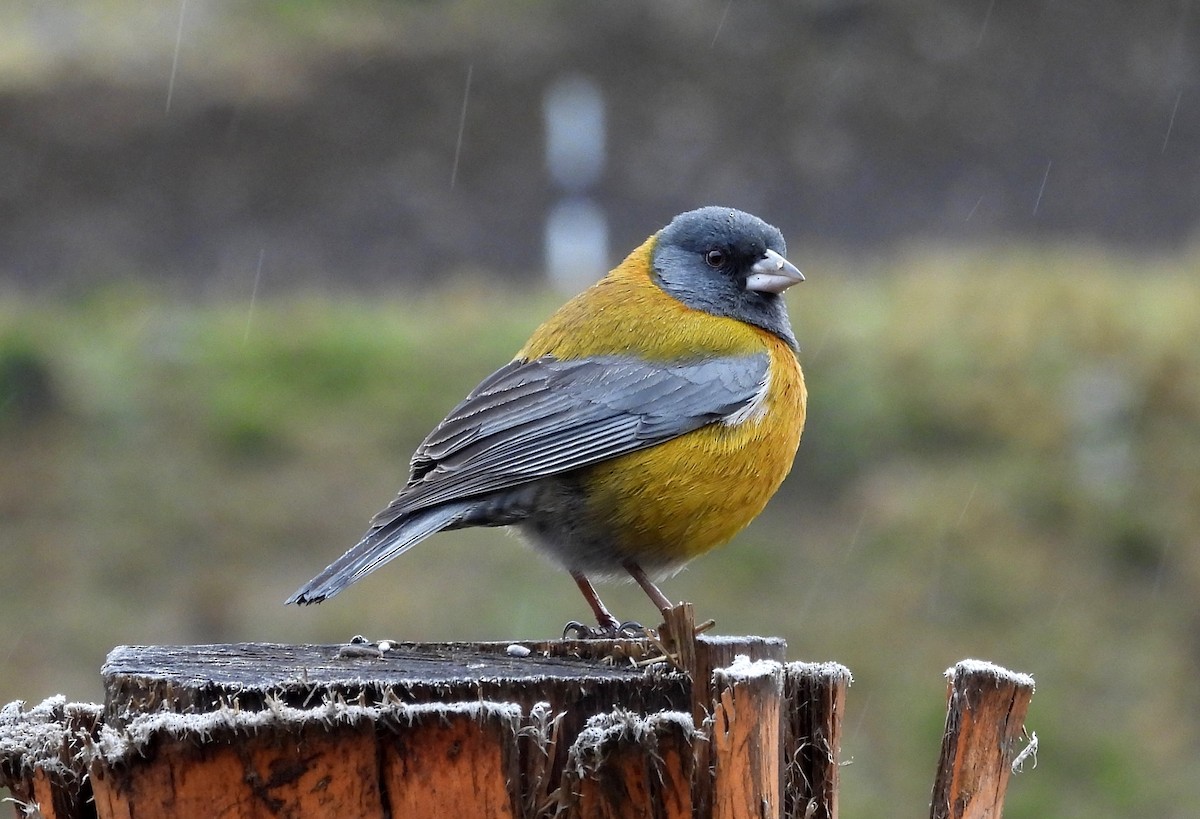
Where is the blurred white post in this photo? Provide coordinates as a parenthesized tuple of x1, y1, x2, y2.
(1065, 364, 1134, 503)
(542, 74, 608, 293)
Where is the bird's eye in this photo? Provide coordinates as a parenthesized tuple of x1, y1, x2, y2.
(705, 249, 726, 268)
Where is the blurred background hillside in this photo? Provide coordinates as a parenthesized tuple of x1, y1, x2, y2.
(1, 2, 1198, 817)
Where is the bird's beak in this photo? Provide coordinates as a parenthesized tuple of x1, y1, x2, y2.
(745, 249, 804, 294)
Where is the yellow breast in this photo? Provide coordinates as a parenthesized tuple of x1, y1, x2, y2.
(518, 235, 807, 570)
(579, 336, 803, 568)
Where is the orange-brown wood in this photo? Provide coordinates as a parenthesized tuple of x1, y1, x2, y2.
(380, 709, 518, 819)
(29, 768, 74, 819)
(559, 713, 692, 819)
(929, 661, 1035, 819)
(4, 640, 1040, 819)
(664, 604, 787, 819)
(653, 717, 694, 819)
(90, 721, 383, 819)
(98, 638, 695, 799)
(567, 737, 654, 819)
(709, 658, 784, 819)
(556, 706, 691, 816)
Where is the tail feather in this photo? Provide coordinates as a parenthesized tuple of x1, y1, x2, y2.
(285, 505, 466, 604)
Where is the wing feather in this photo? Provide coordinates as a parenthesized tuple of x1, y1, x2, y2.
(376, 353, 769, 527)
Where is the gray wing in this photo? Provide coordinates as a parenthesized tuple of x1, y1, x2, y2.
(285, 351, 770, 604)
(373, 352, 770, 524)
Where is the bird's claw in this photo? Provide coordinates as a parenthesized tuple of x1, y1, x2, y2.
(562, 619, 646, 639)
(562, 620, 598, 639)
(616, 620, 646, 637)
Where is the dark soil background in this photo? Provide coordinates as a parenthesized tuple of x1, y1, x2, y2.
(1, 1, 1196, 292)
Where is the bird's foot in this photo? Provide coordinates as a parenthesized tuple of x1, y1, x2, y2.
(562, 620, 646, 640)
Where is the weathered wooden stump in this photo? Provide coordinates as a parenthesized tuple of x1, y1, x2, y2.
(1, 610, 1035, 818)
(1, 606, 852, 819)
(929, 660, 1037, 819)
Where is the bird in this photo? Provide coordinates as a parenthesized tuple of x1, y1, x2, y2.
(286, 206, 807, 636)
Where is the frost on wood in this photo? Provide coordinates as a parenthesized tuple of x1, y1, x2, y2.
(689, 635, 788, 651)
(713, 654, 784, 684)
(560, 709, 695, 818)
(0, 696, 100, 786)
(566, 708, 695, 775)
(789, 660, 854, 687)
(945, 658, 1036, 692)
(0, 696, 102, 819)
(517, 701, 564, 818)
(1, 638, 1042, 819)
(91, 696, 523, 767)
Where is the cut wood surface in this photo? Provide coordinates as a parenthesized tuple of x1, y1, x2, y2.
(101, 639, 689, 726)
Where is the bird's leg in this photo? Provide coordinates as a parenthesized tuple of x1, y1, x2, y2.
(563, 571, 646, 639)
(570, 571, 621, 632)
(623, 561, 674, 616)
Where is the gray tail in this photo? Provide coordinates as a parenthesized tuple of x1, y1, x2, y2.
(285, 505, 465, 605)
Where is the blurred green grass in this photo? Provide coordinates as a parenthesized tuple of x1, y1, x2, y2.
(2, 246, 1199, 818)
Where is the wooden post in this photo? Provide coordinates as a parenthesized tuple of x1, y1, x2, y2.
(1, 637, 1034, 819)
(929, 660, 1036, 819)
(379, 703, 522, 818)
(0, 697, 100, 819)
(90, 707, 391, 818)
(781, 662, 851, 819)
(659, 603, 789, 819)
(0, 635, 791, 818)
(708, 656, 784, 819)
(559, 710, 693, 819)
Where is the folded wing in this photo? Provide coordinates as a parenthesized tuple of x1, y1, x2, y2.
(286, 352, 769, 604)
(386, 352, 771, 521)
